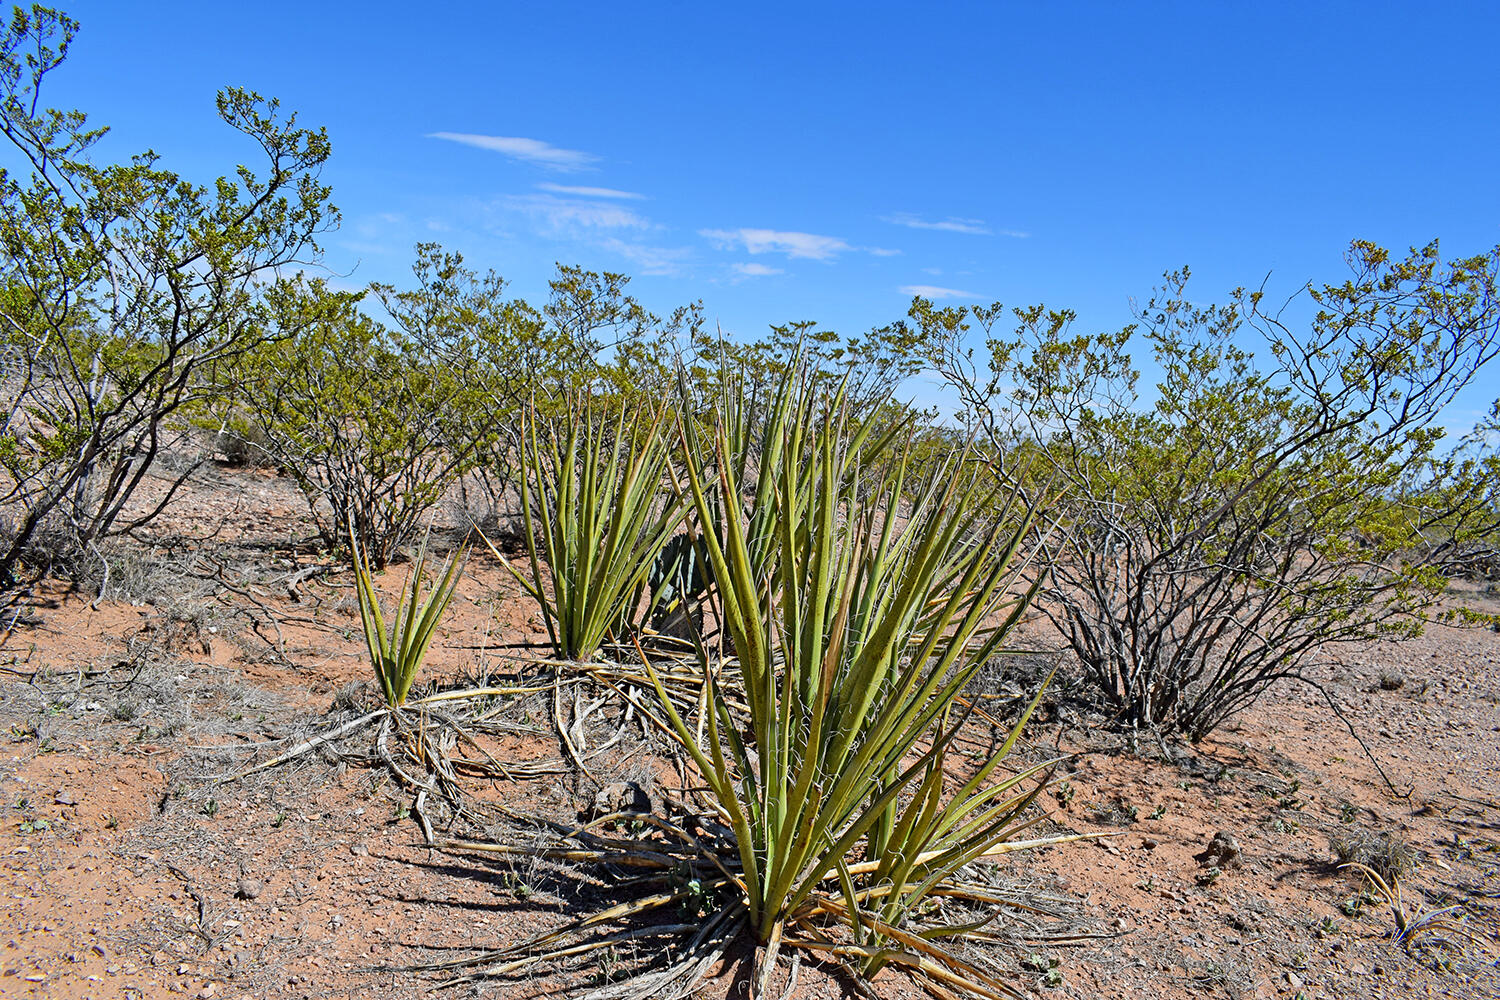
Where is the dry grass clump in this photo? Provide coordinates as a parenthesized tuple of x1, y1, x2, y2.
(1331, 828, 1417, 884)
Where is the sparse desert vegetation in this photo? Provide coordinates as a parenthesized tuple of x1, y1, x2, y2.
(2, 6, 1500, 1000)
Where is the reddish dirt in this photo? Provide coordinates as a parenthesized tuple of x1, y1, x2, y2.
(1, 461, 1497, 999)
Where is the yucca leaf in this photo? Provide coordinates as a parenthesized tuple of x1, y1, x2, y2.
(509, 395, 686, 661)
(647, 354, 1066, 997)
(348, 512, 467, 708)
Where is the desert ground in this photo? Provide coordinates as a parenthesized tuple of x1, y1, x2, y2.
(1, 459, 1497, 1000)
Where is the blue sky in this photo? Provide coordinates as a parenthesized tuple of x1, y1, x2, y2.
(49, 1, 1500, 426)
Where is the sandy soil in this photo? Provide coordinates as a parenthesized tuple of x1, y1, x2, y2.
(1, 461, 1497, 1000)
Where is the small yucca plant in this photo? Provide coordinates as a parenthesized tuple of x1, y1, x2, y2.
(351, 516, 467, 708)
(496, 396, 686, 661)
(646, 362, 1077, 997)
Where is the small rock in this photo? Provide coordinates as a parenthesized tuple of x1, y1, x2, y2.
(349, 843, 369, 858)
(54, 790, 77, 806)
(1194, 830, 1241, 868)
(591, 781, 651, 816)
(1287, 972, 1304, 988)
(234, 879, 264, 900)
(1140, 837, 1159, 850)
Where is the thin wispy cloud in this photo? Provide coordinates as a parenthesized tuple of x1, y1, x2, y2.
(884, 212, 991, 235)
(428, 132, 599, 171)
(731, 261, 785, 278)
(538, 182, 646, 200)
(702, 228, 849, 260)
(485, 194, 686, 276)
(595, 238, 692, 277)
(899, 284, 979, 300)
(500, 193, 651, 234)
(701, 228, 898, 261)
(339, 211, 410, 256)
(883, 213, 1029, 238)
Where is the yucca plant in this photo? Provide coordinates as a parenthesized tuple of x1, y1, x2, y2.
(352, 516, 468, 708)
(495, 396, 686, 661)
(642, 364, 1081, 997)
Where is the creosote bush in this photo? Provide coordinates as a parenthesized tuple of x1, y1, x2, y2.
(224, 243, 568, 567)
(0, 7, 336, 589)
(926, 240, 1500, 738)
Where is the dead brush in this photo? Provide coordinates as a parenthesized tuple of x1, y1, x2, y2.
(1330, 828, 1417, 885)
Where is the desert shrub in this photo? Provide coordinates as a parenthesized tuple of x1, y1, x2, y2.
(1407, 399, 1500, 580)
(928, 240, 1500, 738)
(0, 8, 335, 588)
(205, 415, 276, 469)
(365, 245, 550, 530)
(229, 265, 497, 568)
(683, 315, 926, 416)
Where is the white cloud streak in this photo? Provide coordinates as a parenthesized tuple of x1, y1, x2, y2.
(500, 193, 650, 233)
(883, 213, 1030, 238)
(538, 182, 646, 200)
(732, 262, 784, 278)
(597, 238, 693, 276)
(700, 228, 898, 261)
(428, 132, 599, 170)
(899, 284, 979, 300)
(701, 228, 850, 260)
(487, 193, 685, 275)
(884, 212, 990, 235)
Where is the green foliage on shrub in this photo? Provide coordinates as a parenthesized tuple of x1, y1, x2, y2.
(927, 240, 1500, 738)
(0, 7, 335, 587)
(228, 252, 511, 567)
